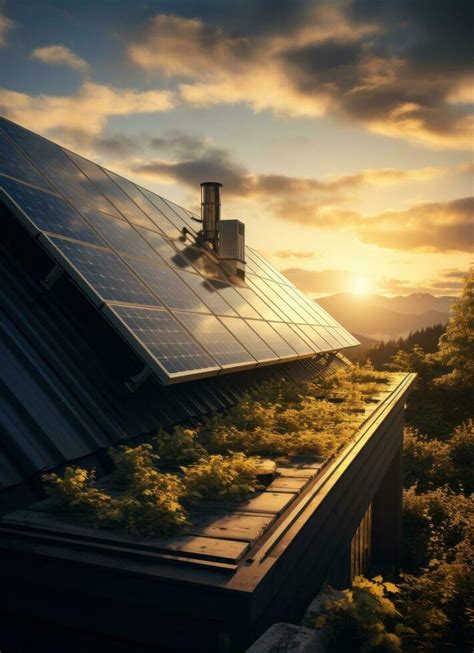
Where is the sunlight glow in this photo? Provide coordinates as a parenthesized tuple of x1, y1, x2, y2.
(352, 277, 371, 295)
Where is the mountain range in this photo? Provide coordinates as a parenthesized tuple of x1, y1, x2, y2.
(317, 293, 455, 341)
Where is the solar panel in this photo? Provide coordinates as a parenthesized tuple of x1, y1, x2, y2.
(177, 271, 238, 316)
(0, 131, 54, 192)
(83, 209, 161, 260)
(1, 118, 120, 217)
(44, 236, 158, 306)
(128, 259, 211, 313)
(246, 320, 297, 359)
(219, 316, 277, 363)
(1, 176, 105, 246)
(137, 229, 194, 270)
(105, 304, 218, 379)
(65, 150, 159, 231)
(174, 312, 256, 368)
(0, 117, 358, 386)
(271, 322, 314, 356)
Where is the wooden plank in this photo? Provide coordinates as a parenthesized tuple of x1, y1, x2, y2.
(276, 464, 322, 478)
(236, 491, 295, 515)
(3, 510, 249, 564)
(268, 477, 309, 493)
(189, 511, 275, 543)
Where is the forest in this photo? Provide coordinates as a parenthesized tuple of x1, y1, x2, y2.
(307, 269, 473, 651)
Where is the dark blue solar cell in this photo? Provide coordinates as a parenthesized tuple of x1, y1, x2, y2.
(175, 311, 255, 367)
(0, 131, 54, 191)
(48, 237, 158, 305)
(140, 188, 191, 234)
(0, 176, 105, 245)
(83, 209, 161, 260)
(0, 119, 120, 217)
(171, 238, 227, 279)
(108, 305, 217, 375)
(271, 322, 314, 356)
(128, 258, 211, 313)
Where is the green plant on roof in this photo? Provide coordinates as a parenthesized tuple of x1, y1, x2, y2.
(153, 426, 206, 467)
(182, 453, 263, 502)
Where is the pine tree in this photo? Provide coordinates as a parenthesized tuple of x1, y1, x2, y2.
(437, 268, 474, 388)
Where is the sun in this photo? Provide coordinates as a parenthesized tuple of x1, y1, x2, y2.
(352, 277, 371, 296)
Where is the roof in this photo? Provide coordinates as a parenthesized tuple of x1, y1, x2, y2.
(0, 116, 358, 506)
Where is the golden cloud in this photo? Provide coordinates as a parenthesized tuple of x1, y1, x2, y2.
(0, 82, 176, 145)
(128, 9, 473, 149)
(31, 45, 90, 72)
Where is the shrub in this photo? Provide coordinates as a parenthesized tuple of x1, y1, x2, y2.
(306, 575, 404, 652)
(182, 453, 263, 502)
(109, 443, 160, 488)
(43, 467, 114, 515)
(403, 428, 452, 491)
(153, 426, 206, 467)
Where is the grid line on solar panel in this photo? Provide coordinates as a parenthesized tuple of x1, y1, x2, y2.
(124, 258, 211, 313)
(271, 321, 314, 356)
(219, 316, 277, 362)
(176, 271, 238, 316)
(105, 304, 218, 377)
(298, 324, 334, 351)
(136, 228, 195, 270)
(0, 131, 55, 192)
(263, 279, 314, 323)
(64, 149, 159, 231)
(207, 281, 261, 319)
(312, 325, 339, 349)
(245, 320, 297, 359)
(0, 176, 106, 246)
(248, 247, 294, 286)
(235, 286, 283, 322)
(0, 119, 121, 217)
(82, 209, 162, 260)
(252, 277, 305, 323)
(45, 236, 158, 306)
(104, 170, 181, 236)
(139, 187, 192, 235)
(173, 238, 227, 280)
(174, 311, 256, 368)
(161, 196, 198, 235)
(245, 276, 292, 322)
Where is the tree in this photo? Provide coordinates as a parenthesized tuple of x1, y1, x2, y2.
(437, 267, 474, 388)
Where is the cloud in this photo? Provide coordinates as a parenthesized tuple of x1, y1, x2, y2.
(31, 45, 90, 72)
(275, 250, 315, 259)
(360, 197, 474, 252)
(0, 82, 176, 146)
(0, 11, 14, 47)
(128, 4, 473, 149)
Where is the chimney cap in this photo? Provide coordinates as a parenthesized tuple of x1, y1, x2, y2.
(200, 181, 222, 187)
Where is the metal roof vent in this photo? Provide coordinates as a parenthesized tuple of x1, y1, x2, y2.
(200, 181, 221, 251)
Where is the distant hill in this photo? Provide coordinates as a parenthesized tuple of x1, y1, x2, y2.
(317, 293, 453, 340)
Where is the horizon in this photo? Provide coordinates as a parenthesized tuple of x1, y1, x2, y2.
(0, 0, 472, 298)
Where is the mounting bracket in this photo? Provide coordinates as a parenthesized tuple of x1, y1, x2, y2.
(125, 365, 153, 392)
(40, 264, 64, 291)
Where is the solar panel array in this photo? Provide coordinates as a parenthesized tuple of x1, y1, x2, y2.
(0, 117, 359, 384)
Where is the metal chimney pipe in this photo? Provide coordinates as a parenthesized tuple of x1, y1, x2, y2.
(200, 182, 222, 250)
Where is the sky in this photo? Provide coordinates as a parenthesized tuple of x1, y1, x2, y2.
(0, 0, 472, 297)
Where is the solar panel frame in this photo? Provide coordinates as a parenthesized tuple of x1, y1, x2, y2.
(219, 316, 278, 365)
(174, 311, 258, 371)
(245, 320, 298, 361)
(0, 176, 106, 246)
(0, 131, 55, 192)
(39, 234, 159, 308)
(103, 304, 220, 383)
